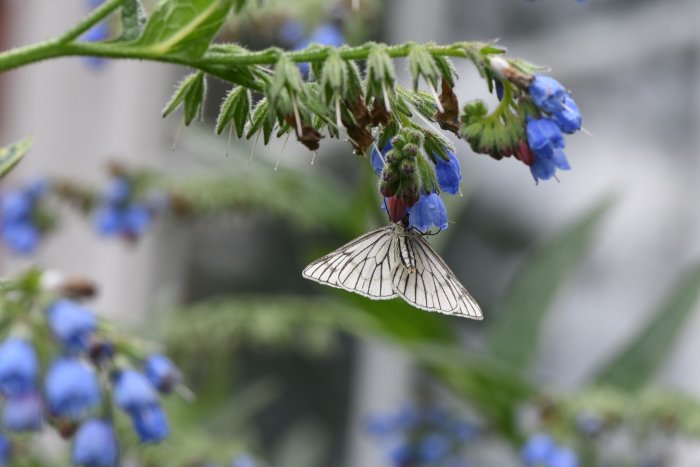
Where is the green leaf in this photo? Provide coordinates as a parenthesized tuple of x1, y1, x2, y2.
(163, 72, 202, 118)
(407, 44, 440, 89)
(0, 136, 32, 179)
(119, 0, 146, 41)
(167, 71, 206, 125)
(215, 87, 250, 137)
(594, 264, 700, 391)
(488, 198, 613, 370)
(134, 0, 234, 59)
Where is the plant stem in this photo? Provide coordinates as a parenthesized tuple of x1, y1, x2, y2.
(58, 0, 125, 44)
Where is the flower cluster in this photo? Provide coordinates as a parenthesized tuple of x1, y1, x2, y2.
(371, 129, 461, 232)
(521, 433, 579, 467)
(93, 175, 153, 240)
(366, 404, 477, 467)
(0, 179, 49, 255)
(525, 76, 583, 182)
(0, 297, 181, 466)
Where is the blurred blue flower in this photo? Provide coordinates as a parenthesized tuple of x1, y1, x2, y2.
(0, 434, 9, 465)
(113, 370, 158, 412)
(47, 299, 96, 353)
(104, 177, 130, 205)
(371, 142, 392, 176)
(279, 20, 305, 47)
(3, 391, 43, 432)
(93, 177, 153, 239)
(231, 454, 257, 467)
(521, 433, 556, 465)
(407, 193, 448, 231)
(420, 433, 450, 463)
(0, 338, 38, 396)
(73, 419, 119, 467)
(130, 403, 169, 443)
(45, 359, 101, 419)
(144, 354, 181, 394)
(296, 22, 345, 76)
(0, 179, 48, 255)
(526, 117, 571, 182)
(435, 151, 462, 195)
(549, 447, 579, 467)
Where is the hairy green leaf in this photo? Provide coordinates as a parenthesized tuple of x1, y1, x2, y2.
(0, 136, 32, 179)
(488, 198, 613, 370)
(119, 0, 146, 41)
(594, 264, 700, 391)
(408, 44, 440, 89)
(163, 72, 202, 118)
(134, 0, 233, 59)
(216, 87, 250, 137)
(184, 72, 206, 125)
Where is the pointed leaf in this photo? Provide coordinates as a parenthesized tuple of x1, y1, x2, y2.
(488, 198, 613, 370)
(216, 87, 250, 137)
(162, 72, 203, 118)
(183, 72, 206, 125)
(595, 264, 700, 391)
(134, 0, 233, 59)
(0, 136, 32, 179)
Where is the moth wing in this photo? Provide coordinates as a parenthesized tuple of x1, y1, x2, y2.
(302, 226, 398, 300)
(391, 235, 482, 320)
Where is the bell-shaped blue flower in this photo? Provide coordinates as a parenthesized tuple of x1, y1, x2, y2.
(45, 359, 101, 419)
(552, 96, 582, 134)
(47, 299, 96, 353)
(3, 391, 43, 432)
(521, 433, 556, 466)
(434, 151, 462, 195)
(73, 419, 118, 467)
(113, 370, 158, 413)
(526, 117, 571, 182)
(2, 224, 40, 254)
(123, 205, 152, 236)
(0, 338, 38, 396)
(371, 142, 392, 177)
(1, 192, 32, 223)
(144, 354, 181, 394)
(529, 75, 568, 114)
(407, 193, 448, 232)
(130, 403, 169, 443)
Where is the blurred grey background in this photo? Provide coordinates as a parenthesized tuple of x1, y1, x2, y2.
(0, 0, 699, 465)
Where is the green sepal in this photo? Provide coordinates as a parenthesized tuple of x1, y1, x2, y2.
(321, 51, 347, 103)
(183, 72, 207, 125)
(269, 54, 304, 105)
(433, 55, 458, 86)
(422, 129, 453, 163)
(245, 98, 269, 139)
(0, 136, 32, 179)
(162, 71, 204, 120)
(459, 97, 524, 157)
(416, 152, 439, 194)
(366, 44, 396, 100)
(216, 87, 250, 137)
(407, 44, 440, 90)
(119, 0, 146, 41)
(133, 0, 234, 60)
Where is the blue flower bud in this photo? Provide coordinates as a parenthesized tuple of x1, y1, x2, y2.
(3, 391, 43, 432)
(45, 359, 101, 419)
(47, 299, 96, 353)
(552, 96, 582, 134)
(93, 206, 122, 236)
(0, 338, 39, 396)
(434, 151, 462, 195)
(130, 403, 169, 443)
(73, 419, 119, 467)
(407, 193, 448, 232)
(521, 433, 556, 466)
(144, 354, 181, 394)
(113, 370, 158, 413)
(529, 75, 568, 114)
(1, 192, 32, 222)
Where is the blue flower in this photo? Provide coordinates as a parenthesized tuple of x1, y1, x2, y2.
(123, 205, 152, 236)
(231, 454, 257, 467)
(279, 20, 305, 47)
(0, 338, 38, 396)
(521, 433, 556, 466)
(1, 223, 40, 254)
(552, 96, 582, 134)
(104, 178, 131, 206)
(1, 192, 32, 223)
(526, 117, 571, 182)
(0, 435, 10, 465)
(113, 370, 158, 412)
(419, 433, 449, 463)
(529, 76, 568, 114)
(130, 403, 169, 443)
(93, 176, 153, 238)
(549, 447, 579, 467)
(371, 142, 392, 177)
(47, 299, 96, 352)
(3, 391, 43, 432)
(0, 181, 48, 255)
(73, 419, 119, 467)
(435, 151, 462, 195)
(407, 193, 448, 231)
(45, 359, 101, 419)
(144, 354, 181, 394)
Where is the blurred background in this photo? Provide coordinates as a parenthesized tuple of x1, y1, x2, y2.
(1, 0, 700, 466)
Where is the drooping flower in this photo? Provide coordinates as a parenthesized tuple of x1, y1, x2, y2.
(521, 433, 556, 466)
(93, 176, 153, 239)
(45, 359, 101, 419)
(552, 96, 582, 134)
(526, 117, 571, 182)
(46, 299, 96, 353)
(0, 338, 39, 396)
(73, 419, 119, 467)
(3, 391, 43, 432)
(529, 76, 569, 114)
(0, 179, 48, 255)
(434, 151, 462, 195)
(371, 142, 392, 177)
(144, 354, 181, 394)
(407, 193, 448, 232)
(113, 370, 158, 412)
(130, 403, 169, 443)
(549, 447, 579, 467)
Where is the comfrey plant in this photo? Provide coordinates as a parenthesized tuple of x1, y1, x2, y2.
(0, 270, 181, 466)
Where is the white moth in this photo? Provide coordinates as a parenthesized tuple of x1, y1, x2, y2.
(302, 223, 482, 319)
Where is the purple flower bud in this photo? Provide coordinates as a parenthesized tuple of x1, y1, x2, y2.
(0, 338, 38, 396)
(434, 151, 462, 195)
(130, 403, 169, 443)
(3, 391, 43, 432)
(45, 359, 101, 419)
(407, 193, 448, 232)
(47, 299, 96, 353)
(113, 370, 158, 413)
(144, 354, 181, 394)
(73, 419, 118, 467)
